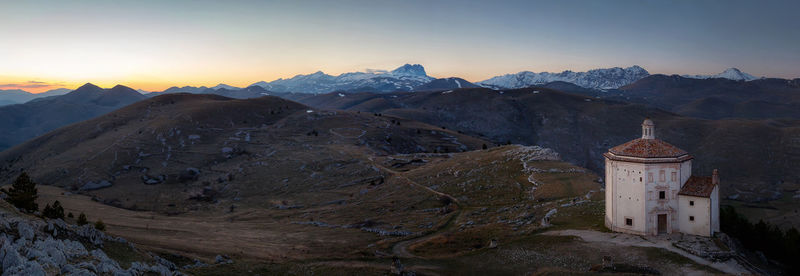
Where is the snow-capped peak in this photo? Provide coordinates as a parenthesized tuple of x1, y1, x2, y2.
(477, 66, 650, 90)
(390, 64, 427, 77)
(682, 68, 758, 81)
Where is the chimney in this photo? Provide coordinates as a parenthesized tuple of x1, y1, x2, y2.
(712, 169, 719, 186)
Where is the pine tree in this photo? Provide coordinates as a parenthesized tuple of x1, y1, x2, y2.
(77, 212, 88, 225)
(2, 172, 39, 212)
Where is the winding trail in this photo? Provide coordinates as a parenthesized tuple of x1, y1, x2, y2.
(371, 162, 464, 258)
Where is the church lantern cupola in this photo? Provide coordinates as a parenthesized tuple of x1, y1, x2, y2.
(642, 118, 655, 139)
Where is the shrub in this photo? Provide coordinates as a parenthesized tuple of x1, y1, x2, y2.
(2, 172, 39, 212)
(438, 195, 452, 206)
(94, 219, 106, 231)
(42, 200, 65, 219)
(68, 212, 74, 218)
(77, 212, 89, 225)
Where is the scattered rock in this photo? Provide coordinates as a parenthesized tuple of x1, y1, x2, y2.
(79, 180, 112, 191)
(214, 254, 233, 264)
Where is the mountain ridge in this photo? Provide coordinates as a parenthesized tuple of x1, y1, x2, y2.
(477, 65, 650, 90)
(682, 68, 759, 81)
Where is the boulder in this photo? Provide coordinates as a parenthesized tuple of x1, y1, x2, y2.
(17, 221, 35, 241)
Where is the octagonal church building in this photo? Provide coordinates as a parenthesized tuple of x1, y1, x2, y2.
(604, 119, 720, 237)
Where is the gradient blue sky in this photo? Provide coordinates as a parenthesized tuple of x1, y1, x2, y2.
(1, 0, 798, 92)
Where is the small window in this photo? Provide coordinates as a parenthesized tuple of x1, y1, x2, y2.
(671, 172, 677, 182)
(626, 218, 633, 226)
(659, 170, 666, 182)
(659, 191, 666, 199)
(639, 177, 642, 182)
(689, 216, 695, 221)
(689, 201, 694, 206)
(647, 173, 653, 183)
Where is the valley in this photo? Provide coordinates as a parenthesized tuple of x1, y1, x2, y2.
(0, 92, 749, 274)
(287, 87, 800, 230)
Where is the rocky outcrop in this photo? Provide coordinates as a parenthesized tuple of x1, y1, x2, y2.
(0, 210, 183, 275)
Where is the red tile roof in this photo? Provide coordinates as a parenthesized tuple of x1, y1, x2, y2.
(608, 138, 688, 159)
(679, 176, 716, 197)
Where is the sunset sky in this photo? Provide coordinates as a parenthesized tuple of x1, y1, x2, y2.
(1, 0, 798, 93)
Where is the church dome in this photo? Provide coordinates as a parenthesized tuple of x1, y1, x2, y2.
(604, 119, 691, 161)
(608, 138, 688, 158)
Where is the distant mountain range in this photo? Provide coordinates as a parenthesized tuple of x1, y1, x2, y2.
(0, 65, 792, 152)
(477, 65, 651, 90)
(146, 65, 776, 96)
(247, 64, 435, 94)
(0, 88, 72, 106)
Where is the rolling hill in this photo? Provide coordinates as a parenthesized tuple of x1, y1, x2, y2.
(618, 75, 800, 119)
(0, 83, 145, 151)
(0, 93, 609, 273)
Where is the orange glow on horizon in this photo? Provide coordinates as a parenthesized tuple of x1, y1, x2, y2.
(0, 68, 501, 94)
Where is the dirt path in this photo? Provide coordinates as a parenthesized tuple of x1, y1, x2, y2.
(542, 229, 751, 275)
(373, 162, 464, 258)
(388, 174, 463, 258)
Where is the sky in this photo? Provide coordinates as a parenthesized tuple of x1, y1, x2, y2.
(1, 0, 798, 93)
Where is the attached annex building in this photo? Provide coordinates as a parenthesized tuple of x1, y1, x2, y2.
(604, 119, 720, 237)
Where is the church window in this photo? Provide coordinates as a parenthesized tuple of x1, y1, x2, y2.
(659, 170, 666, 182)
(659, 191, 666, 199)
(647, 173, 653, 183)
(671, 172, 677, 182)
(640, 177, 642, 182)
(689, 201, 694, 206)
(625, 218, 633, 226)
(689, 216, 695, 221)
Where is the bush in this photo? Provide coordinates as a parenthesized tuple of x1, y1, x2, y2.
(2, 172, 39, 212)
(68, 212, 74, 218)
(438, 195, 453, 206)
(94, 219, 106, 231)
(42, 200, 65, 219)
(77, 212, 89, 226)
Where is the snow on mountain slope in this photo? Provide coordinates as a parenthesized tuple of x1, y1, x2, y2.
(682, 68, 758, 81)
(477, 65, 650, 90)
(211, 83, 240, 90)
(249, 64, 434, 94)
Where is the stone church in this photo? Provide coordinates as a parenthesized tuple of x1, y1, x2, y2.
(604, 119, 720, 236)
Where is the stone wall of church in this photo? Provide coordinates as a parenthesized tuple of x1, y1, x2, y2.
(678, 195, 711, 236)
(605, 159, 647, 235)
(643, 162, 687, 234)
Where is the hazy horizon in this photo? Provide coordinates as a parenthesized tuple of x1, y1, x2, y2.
(2, 0, 799, 93)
